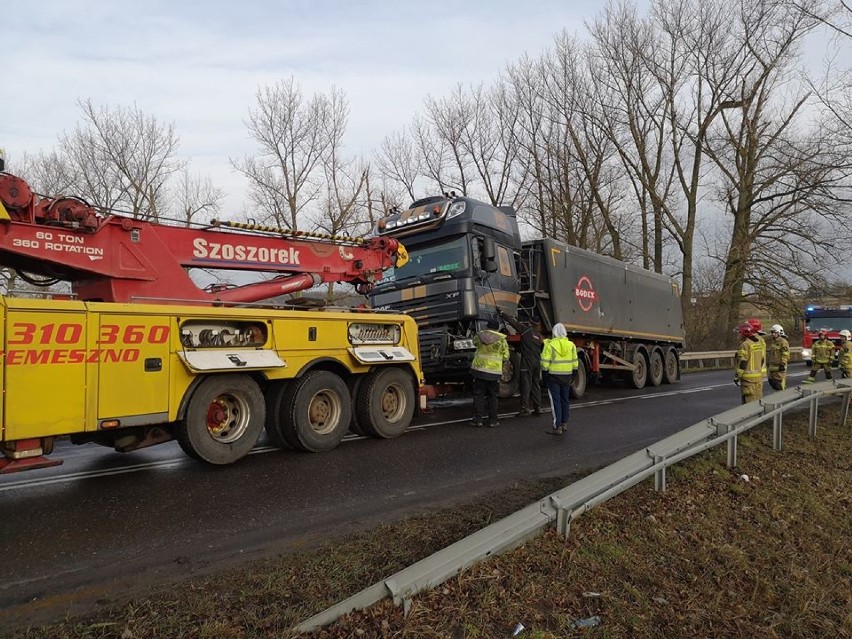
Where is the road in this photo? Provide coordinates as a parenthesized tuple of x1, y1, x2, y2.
(0, 367, 812, 628)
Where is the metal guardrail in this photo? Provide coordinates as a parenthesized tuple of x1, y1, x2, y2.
(295, 378, 852, 633)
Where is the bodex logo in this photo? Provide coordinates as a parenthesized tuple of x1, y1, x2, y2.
(574, 275, 597, 312)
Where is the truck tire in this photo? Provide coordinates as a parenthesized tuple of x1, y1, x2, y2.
(274, 371, 351, 452)
(629, 349, 648, 389)
(649, 350, 664, 386)
(177, 374, 265, 465)
(347, 376, 367, 436)
(356, 367, 416, 439)
(263, 381, 293, 449)
(570, 358, 587, 399)
(663, 348, 679, 384)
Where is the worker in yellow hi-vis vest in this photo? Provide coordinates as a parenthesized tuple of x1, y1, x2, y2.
(734, 322, 766, 404)
(470, 319, 509, 428)
(838, 329, 852, 379)
(767, 324, 790, 391)
(541, 323, 578, 436)
(805, 328, 834, 383)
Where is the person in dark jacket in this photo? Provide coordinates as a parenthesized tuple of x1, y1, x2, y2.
(500, 311, 544, 416)
(470, 319, 509, 428)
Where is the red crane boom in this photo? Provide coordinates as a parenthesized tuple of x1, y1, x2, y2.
(0, 172, 405, 305)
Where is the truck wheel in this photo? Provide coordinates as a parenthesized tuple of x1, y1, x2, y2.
(649, 350, 664, 386)
(663, 348, 679, 384)
(356, 367, 416, 439)
(177, 375, 265, 465)
(570, 358, 587, 399)
(274, 371, 351, 452)
(263, 381, 293, 449)
(629, 350, 648, 389)
(347, 376, 367, 436)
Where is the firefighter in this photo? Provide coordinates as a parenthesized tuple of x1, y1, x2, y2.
(734, 322, 766, 404)
(500, 310, 544, 417)
(804, 328, 834, 383)
(541, 323, 578, 436)
(767, 324, 790, 391)
(839, 329, 852, 379)
(470, 319, 509, 428)
(747, 318, 768, 379)
(747, 318, 766, 337)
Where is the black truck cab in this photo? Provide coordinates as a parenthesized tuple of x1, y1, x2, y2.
(370, 195, 521, 384)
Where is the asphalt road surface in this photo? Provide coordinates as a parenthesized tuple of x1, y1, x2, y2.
(0, 366, 814, 628)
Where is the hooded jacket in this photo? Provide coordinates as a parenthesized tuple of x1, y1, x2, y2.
(471, 329, 509, 379)
(541, 324, 578, 381)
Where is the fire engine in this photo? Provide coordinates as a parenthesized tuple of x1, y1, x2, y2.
(800, 304, 852, 365)
(0, 169, 423, 473)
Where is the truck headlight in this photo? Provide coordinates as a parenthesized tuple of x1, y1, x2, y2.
(453, 338, 475, 350)
(446, 201, 466, 219)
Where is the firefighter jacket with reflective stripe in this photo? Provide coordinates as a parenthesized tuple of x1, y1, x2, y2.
(840, 341, 852, 370)
(541, 337, 578, 376)
(471, 330, 509, 377)
(767, 336, 790, 372)
(735, 337, 765, 382)
(813, 338, 834, 364)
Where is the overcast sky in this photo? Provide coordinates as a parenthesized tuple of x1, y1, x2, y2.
(5, 0, 610, 214)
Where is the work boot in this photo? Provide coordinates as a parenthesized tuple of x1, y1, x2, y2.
(471, 418, 483, 427)
(545, 426, 563, 436)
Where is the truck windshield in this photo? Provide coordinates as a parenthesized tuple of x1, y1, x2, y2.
(382, 236, 470, 284)
(805, 317, 852, 332)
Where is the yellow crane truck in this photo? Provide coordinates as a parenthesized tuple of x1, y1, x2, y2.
(0, 169, 422, 473)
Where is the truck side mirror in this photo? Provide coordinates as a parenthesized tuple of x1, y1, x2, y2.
(482, 237, 498, 273)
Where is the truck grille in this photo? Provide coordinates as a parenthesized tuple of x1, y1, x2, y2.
(418, 329, 447, 371)
(381, 294, 460, 328)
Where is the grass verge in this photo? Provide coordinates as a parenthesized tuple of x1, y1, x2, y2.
(7, 406, 852, 638)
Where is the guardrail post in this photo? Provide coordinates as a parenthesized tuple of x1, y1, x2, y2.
(765, 402, 783, 451)
(802, 389, 820, 439)
(727, 423, 737, 467)
(647, 448, 666, 491)
(840, 389, 851, 428)
(713, 419, 737, 468)
(550, 495, 572, 538)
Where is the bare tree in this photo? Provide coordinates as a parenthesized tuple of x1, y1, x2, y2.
(790, 0, 851, 37)
(172, 168, 225, 226)
(14, 150, 76, 198)
(60, 99, 184, 220)
(234, 78, 341, 231)
(542, 33, 637, 258)
(704, 0, 848, 344)
(586, 6, 672, 270)
(421, 87, 477, 196)
(374, 130, 421, 202)
(457, 83, 527, 207)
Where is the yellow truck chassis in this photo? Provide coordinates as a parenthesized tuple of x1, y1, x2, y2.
(0, 297, 423, 473)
